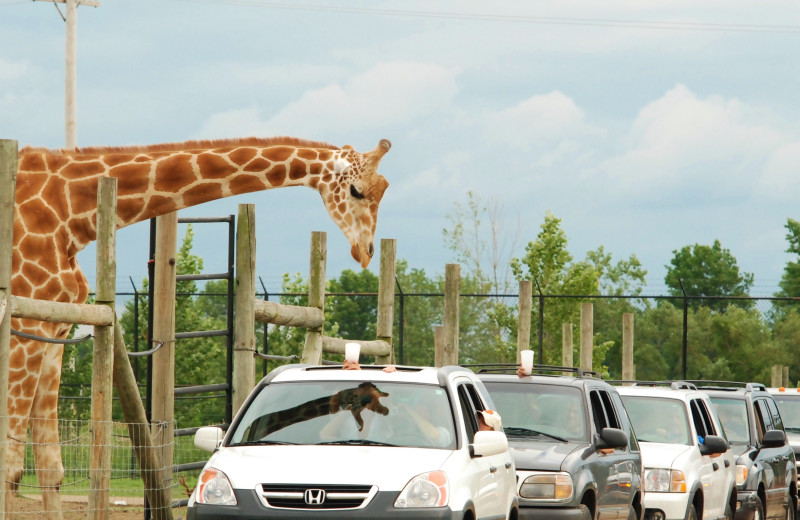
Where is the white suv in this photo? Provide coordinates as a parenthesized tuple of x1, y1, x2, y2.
(187, 364, 518, 519)
(617, 382, 737, 520)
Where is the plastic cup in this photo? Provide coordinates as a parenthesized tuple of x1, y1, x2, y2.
(520, 350, 535, 375)
(345, 342, 361, 363)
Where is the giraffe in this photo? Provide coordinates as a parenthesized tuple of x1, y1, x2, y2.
(10, 136, 391, 517)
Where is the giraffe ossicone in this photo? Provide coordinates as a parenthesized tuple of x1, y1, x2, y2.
(9, 136, 391, 518)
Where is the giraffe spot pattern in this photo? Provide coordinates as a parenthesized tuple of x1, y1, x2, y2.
(155, 154, 197, 192)
(197, 153, 238, 179)
(230, 175, 267, 195)
(244, 157, 270, 172)
(184, 183, 223, 207)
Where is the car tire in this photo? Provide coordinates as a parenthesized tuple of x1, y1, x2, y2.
(627, 505, 637, 520)
(579, 504, 593, 520)
(754, 495, 765, 520)
(686, 503, 698, 520)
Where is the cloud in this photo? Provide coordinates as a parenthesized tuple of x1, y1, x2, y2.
(0, 58, 28, 82)
(757, 142, 800, 201)
(481, 91, 605, 152)
(194, 61, 458, 139)
(599, 84, 791, 201)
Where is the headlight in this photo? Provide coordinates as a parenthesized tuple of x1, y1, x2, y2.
(394, 471, 448, 508)
(644, 468, 686, 493)
(519, 472, 573, 501)
(736, 464, 748, 486)
(195, 467, 237, 505)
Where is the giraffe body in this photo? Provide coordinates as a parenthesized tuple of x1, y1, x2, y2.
(9, 137, 390, 518)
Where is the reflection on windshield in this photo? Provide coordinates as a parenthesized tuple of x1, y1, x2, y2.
(710, 397, 749, 444)
(773, 396, 800, 430)
(228, 381, 456, 449)
(621, 396, 691, 445)
(485, 382, 588, 441)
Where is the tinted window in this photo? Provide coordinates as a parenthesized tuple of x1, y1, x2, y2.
(754, 400, 771, 439)
(230, 381, 456, 449)
(710, 397, 750, 444)
(485, 382, 589, 441)
(766, 399, 784, 431)
(621, 396, 691, 445)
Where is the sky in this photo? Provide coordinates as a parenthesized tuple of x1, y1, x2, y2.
(2, 0, 799, 297)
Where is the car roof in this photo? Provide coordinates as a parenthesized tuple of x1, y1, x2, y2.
(615, 385, 709, 402)
(477, 372, 609, 390)
(259, 363, 474, 387)
(767, 387, 800, 397)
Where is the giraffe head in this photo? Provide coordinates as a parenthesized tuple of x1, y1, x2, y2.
(324, 139, 391, 268)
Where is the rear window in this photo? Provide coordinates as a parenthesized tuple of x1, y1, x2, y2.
(484, 382, 589, 441)
(620, 396, 691, 445)
(772, 395, 800, 433)
(229, 381, 456, 449)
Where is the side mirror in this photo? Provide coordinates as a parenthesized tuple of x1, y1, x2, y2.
(596, 427, 628, 450)
(470, 430, 509, 458)
(699, 435, 729, 455)
(762, 429, 787, 448)
(195, 426, 225, 452)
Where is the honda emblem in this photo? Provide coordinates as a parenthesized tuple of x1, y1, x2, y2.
(304, 488, 326, 505)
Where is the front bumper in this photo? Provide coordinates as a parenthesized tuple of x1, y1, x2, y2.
(518, 505, 587, 520)
(187, 489, 464, 519)
(643, 491, 690, 520)
(734, 490, 758, 520)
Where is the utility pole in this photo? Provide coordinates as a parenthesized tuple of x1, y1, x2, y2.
(35, 0, 100, 149)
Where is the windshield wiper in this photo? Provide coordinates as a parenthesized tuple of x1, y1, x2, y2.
(231, 440, 299, 446)
(317, 439, 398, 447)
(504, 427, 568, 442)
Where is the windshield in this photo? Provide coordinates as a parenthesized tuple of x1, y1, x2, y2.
(772, 395, 800, 432)
(484, 382, 589, 442)
(620, 396, 691, 445)
(709, 397, 750, 444)
(228, 381, 456, 449)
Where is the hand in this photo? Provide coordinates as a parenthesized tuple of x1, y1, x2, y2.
(517, 365, 529, 378)
(383, 365, 397, 373)
(342, 360, 361, 370)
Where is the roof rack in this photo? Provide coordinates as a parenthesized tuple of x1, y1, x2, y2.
(460, 363, 601, 379)
(608, 380, 697, 390)
(685, 380, 767, 392)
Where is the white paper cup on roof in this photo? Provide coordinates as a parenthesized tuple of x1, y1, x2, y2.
(520, 350, 535, 375)
(345, 342, 361, 363)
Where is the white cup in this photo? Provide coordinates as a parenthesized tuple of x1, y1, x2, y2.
(345, 342, 361, 363)
(520, 350, 535, 375)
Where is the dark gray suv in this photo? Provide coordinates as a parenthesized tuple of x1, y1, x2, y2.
(695, 381, 798, 520)
(477, 365, 644, 520)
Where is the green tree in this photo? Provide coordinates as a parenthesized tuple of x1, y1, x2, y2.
(664, 240, 754, 311)
(777, 219, 800, 298)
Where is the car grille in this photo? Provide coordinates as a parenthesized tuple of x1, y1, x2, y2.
(259, 483, 376, 510)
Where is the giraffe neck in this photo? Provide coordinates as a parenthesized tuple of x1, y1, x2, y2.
(18, 138, 344, 255)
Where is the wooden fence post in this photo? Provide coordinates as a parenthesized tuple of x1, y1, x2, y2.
(375, 239, 396, 364)
(89, 177, 116, 519)
(300, 232, 326, 364)
(783, 366, 790, 388)
(622, 313, 635, 382)
(580, 303, 593, 373)
(434, 325, 444, 367)
(443, 264, 460, 366)
(151, 212, 177, 506)
(517, 281, 532, 362)
(772, 365, 782, 388)
(562, 323, 573, 373)
(0, 139, 18, 516)
(233, 204, 256, 413)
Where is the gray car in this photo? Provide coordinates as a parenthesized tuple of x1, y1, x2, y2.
(478, 365, 644, 520)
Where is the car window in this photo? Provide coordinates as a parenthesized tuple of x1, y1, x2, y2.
(754, 399, 771, 440)
(621, 396, 691, 445)
(485, 382, 589, 441)
(611, 392, 639, 451)
(229, 381, 456, 449)
(766, 399, 784, 431)
(696, 399, 719, 436)
(458, 384, 480, 443)
(590, 389, 621, 433)
(690, 399, 716, 440)
(771, 395, 800, 432)
(710, 397, 750, 444)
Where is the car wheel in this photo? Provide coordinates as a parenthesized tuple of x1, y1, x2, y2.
(579, 504, 593, 520)
(627, 504, 637, 520)
(686, 503, 698, 520)
(754, 495, 765, 520)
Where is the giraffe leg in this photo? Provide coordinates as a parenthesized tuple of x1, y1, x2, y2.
(30, 345, 65, 520)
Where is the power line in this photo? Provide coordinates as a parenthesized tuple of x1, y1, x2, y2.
(169, 0, 800, 34)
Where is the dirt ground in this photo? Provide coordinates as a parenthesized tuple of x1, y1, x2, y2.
(7, 495, 188, 519)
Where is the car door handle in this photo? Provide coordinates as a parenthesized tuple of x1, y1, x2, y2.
(490, 466, 498, 473)
(725, 460, 731, 467)
(713, 463, 719, 471)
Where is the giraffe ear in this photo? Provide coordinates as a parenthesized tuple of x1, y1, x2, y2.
(342, 145, 354, 150)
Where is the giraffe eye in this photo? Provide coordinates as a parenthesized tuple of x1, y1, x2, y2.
(350, 185, 365, 200)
